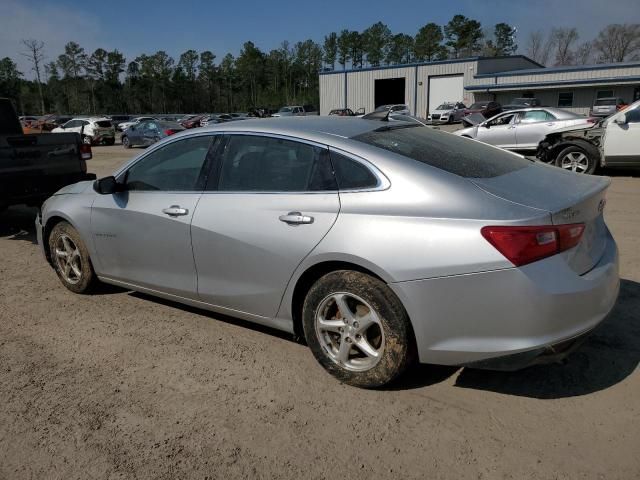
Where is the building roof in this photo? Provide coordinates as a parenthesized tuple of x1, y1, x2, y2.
(466, 75, 640, 92)
(474, 60, 640, 78)
(319, 55, 543, 75)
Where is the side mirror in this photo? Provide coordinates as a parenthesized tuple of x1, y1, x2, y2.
(614, 114, 627, 125)
(93, 176, 124, 195)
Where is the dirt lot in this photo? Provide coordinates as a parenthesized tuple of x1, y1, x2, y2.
(1, 139, 639, 480)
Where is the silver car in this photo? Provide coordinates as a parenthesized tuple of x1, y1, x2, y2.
(36, 117, 619, 388)
(456, 107, 593, 151)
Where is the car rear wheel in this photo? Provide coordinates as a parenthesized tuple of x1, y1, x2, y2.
(122, 135, 131, 148)
(555, 143, 598, 175)
(302, 270, 414, 388)
(48, 222, 97, 294)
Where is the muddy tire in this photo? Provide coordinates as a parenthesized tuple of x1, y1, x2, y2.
(48, 222, 97, 294)
(302, 270, 415, 388)
(555, 142, 599, 175)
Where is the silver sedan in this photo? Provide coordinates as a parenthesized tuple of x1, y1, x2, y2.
(37, 117, 619, 387)
(456, 107, 594, 151)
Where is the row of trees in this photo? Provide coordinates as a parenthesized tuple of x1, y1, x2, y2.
(526, 24, 640, 66)
(1, 17, 639, 116)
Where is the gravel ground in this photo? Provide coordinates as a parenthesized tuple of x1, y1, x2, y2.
(1, 138, 639, 480)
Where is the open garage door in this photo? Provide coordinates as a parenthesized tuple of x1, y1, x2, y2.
(428, 75, 464, 115)
(375, 78, 406, 109)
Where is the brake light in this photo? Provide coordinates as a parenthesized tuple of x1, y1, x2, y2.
(481, 224, 585, 267)
(80, 143, 92, 161)
(164, 129, 178, 135)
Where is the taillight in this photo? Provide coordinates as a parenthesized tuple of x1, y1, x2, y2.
(586, 117, 598, 123)
(164, 129, 177, 135)
(80, 143, 92, 161)
(481, 224, 585, 267)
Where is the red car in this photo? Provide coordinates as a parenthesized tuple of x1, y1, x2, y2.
(180, 115, 207, 129)
(463, 101, 502, 119)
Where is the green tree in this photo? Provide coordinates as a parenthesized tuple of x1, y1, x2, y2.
(348, 31, 365, 68)
(0, 57, 22, 104)
(444, 15, 484, 58)
(323, 32, 338, 70)
(198, 51, 217, 110)
(236, 41, 265, 107)
(386, 33, 414, 64)
(337, 29, 351, 69)
(414, 23, 446, 61)
(493, 23, 517, 56)
(362, 22, 392, 67)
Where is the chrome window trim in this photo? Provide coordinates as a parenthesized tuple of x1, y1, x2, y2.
(112, 130, 390, 195)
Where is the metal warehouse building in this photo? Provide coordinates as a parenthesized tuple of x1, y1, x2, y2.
(319, 55, 640, 117)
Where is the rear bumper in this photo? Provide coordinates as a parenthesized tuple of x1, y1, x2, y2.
(390, 229, 620, 367)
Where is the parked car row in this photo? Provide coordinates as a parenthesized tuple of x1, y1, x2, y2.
(454, 100, 640, 175)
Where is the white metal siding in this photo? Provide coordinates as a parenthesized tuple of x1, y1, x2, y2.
(345, 67, 417, 116)
(319, 74, 345, 116)
(416, 61, 478, 117)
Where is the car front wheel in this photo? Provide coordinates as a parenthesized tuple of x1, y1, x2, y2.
(302, 270, 414, 388)
(48, 221, 97, 294)
(122, 135, 131, 148)
(555, 142, 598, 174)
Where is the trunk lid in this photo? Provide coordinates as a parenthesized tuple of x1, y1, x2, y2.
(471, 162, 610, 274)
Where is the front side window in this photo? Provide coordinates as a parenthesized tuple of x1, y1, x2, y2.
(217, 135, 336, 192)
(125, 136, 213, 191)
(519, 110, 555, 123)
(486, 113, 515, 127)
(625, 108, 640, 123)
(558, 92, 574, 107)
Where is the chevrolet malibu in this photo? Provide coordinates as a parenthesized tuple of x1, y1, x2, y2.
(37, 117, 620, 388)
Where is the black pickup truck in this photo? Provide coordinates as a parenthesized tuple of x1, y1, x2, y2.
(0, 98, 96, 211)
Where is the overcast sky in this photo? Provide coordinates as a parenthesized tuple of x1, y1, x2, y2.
(2, 0, 640, 78)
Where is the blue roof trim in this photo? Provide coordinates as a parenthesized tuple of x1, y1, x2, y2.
(465, 76, 640, 91)
(474, 61, 640, 78)
(319, 57, 481, 75)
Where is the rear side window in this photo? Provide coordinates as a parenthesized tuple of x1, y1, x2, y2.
(519, 110, 555, 123)
(352, 125, 530, 179)
(330, 152, 378, 189)
(217, 135, 336, 192)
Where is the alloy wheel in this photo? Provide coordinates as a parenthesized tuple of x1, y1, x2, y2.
(560, 151, 589, 173)
(54, 234, 82, 285)
(315, 292, 385, 372)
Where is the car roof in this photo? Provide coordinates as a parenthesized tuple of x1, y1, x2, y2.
(497, 107, 582, 118)
(181, 116, 387, 143)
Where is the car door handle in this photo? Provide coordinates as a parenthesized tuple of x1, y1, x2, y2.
(279, 211, 314, 225)
(546, 122, 555, 126)
(162, 205, 189, 217)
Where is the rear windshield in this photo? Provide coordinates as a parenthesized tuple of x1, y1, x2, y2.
(596, 98, 616, 106)
(352, 125, 530, 179)
(95, 120, 112, 128)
